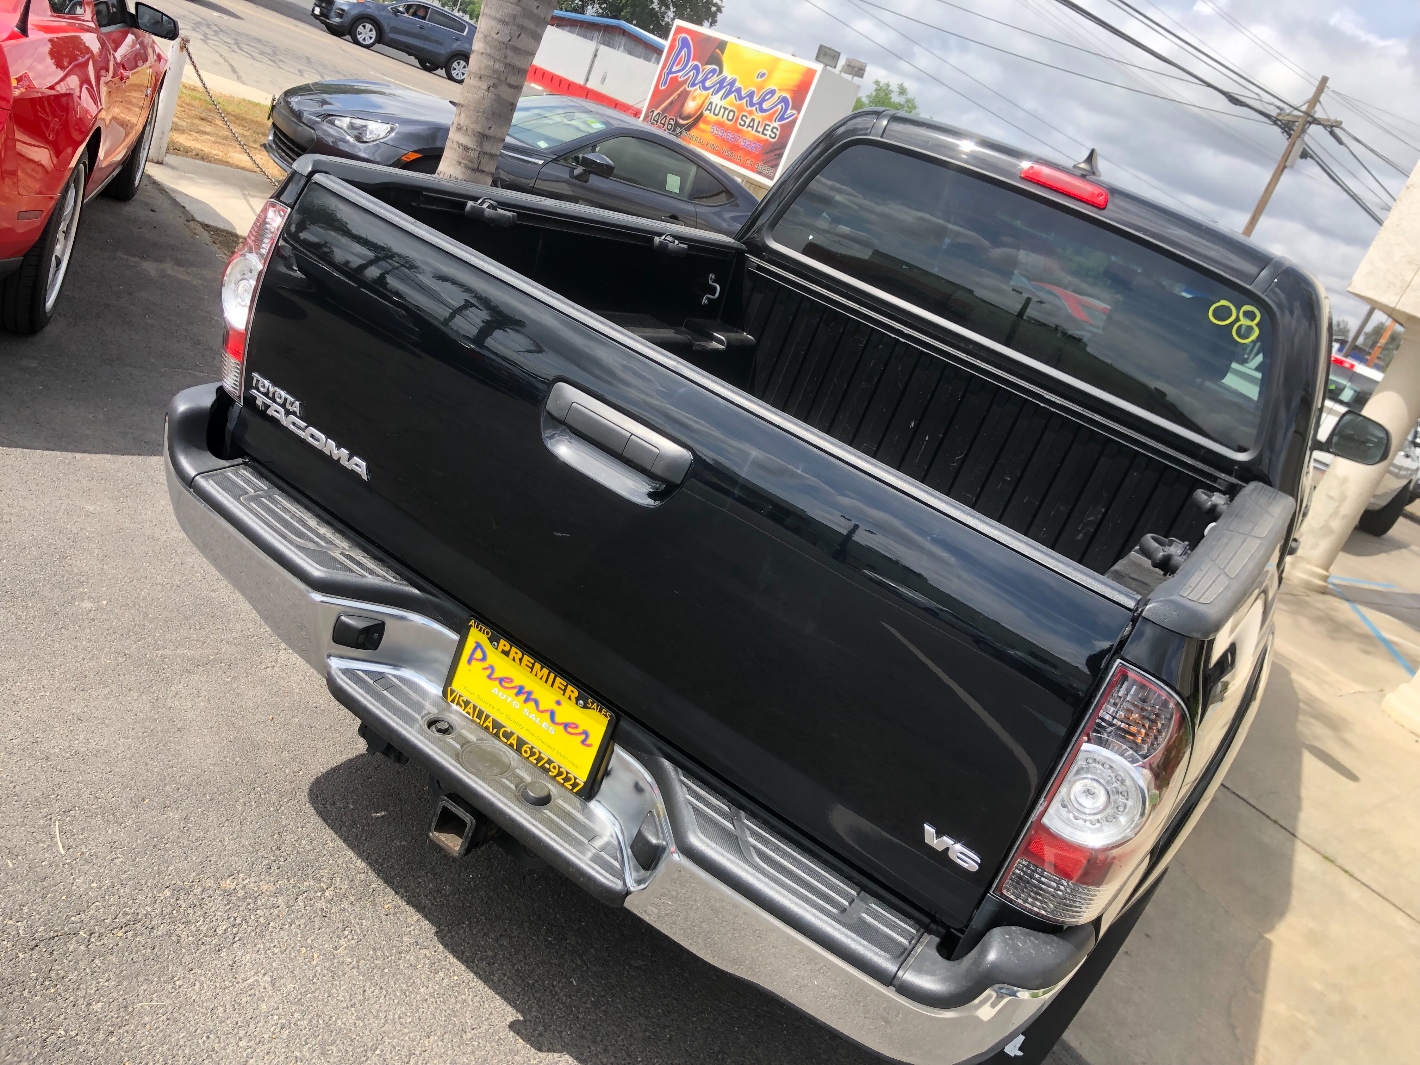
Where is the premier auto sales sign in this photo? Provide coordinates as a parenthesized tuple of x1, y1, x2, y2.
(642, 22, 822, 182)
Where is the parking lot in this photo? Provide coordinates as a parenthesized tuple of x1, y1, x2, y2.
(4, 8, 1420, 1064)
(165, 0, 459, 98)
(1, 178, 1416, 1065)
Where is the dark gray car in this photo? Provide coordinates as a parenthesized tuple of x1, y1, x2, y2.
(265, 85, 761, 235)
(312, 0, 474, 82)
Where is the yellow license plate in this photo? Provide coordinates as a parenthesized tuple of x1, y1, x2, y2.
(443, 619, 614, 795)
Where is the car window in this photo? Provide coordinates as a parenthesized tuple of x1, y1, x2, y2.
(584, 137, 698, 200)
(427, 9, 463, 31)
(691, 168, 735, 206)
(1326, 359, 1379, 413)
(772, 145, 1274, 452)
(506, 97, 610, 150)
(94, 0, 129, 27)
(399, 4, 429, 18)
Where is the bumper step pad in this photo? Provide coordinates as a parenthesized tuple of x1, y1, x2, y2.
(197, 465, 411, 587)
(672, 767, 924, 983)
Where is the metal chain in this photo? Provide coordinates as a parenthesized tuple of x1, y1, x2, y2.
(181, 38, 280, 187)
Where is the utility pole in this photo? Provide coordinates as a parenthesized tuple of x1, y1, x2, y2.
(1338, 306, 1375, 359)
(1242, 75, 1328, 238)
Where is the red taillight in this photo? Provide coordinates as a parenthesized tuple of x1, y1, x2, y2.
(1331, 355, 1356, 370)
(220, 199, 291, 402)
(996, 663, 1191, 925)
(1020, 163, 1109, 209)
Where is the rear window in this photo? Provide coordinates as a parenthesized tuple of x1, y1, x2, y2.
(1326, 358, 1379, 413)
(507, 98, 610, 151)
(771, 145, 1272, 452)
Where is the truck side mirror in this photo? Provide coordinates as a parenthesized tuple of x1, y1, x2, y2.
(1324, 410, 1391, 466)
(134, 2, 179, 37)
(572, 153, 615, 182)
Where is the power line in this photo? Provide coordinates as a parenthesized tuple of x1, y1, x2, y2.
(1188, 0, 1420, 143)
(1333, 90, 1420, 136)
(1105, 1, 1410, 218)
(864, 1, 1221, 217)
(1010, 0, 1287, 215)
(1330, 91, 1420, 154)
(1189, 0, 1313, 85)
(1322, 124, 1395, 204)
(1045, 0, 1279, 122)
(1100, 0, 1296, 112)
(1338, 126, 1416, 177)
(853, 0, 1270, 120)
(1304, 144, 1386, 224)
(1123, 0, 1420, 158)
(804, 0, 1210, 217)
(1048, 0, 1392, 228)
(1309, 136, 1392, 209)
(799, 0, 1066, 156)
(915, 0, 1200, 84)
(1015, 0, 1267, 155)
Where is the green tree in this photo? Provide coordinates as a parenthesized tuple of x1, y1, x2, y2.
(852, 79, 919, 115)
(557, 0, 721, 38)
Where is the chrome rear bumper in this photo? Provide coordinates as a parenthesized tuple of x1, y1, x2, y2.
(166, 384, 1087, 1065)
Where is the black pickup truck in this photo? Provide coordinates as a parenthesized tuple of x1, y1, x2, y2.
(165, 109, 1390, 1063)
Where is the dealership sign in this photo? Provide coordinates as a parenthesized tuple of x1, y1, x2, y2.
(641, 22, 824, 183)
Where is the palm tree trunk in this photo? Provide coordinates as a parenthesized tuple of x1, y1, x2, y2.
(437, 0, 556, 186)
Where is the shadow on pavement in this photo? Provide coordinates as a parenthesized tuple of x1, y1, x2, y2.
(0, 179, 225, 456)
(308, 752, 879, 1065)
(1210, 658, 1307, 1063)
(1329, 584, 1420, 633)
(1339, 531, 1412, 558)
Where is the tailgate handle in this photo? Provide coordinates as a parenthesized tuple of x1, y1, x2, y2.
(546, 382, 692, 485)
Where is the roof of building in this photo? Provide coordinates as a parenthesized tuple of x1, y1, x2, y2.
(550, 9, 666, 52)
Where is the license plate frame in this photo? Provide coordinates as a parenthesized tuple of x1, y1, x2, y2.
(442, 619, 615, 797)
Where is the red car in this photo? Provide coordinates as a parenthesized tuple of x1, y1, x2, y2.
(0, 0, 177, 333)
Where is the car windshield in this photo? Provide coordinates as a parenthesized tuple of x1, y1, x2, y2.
(506, 98, 610, 151)
(772, 145, 1274, 452)
(1326, 358, 1379, 413)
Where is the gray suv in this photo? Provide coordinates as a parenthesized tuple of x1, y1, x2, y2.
(312, 0, 474, 82)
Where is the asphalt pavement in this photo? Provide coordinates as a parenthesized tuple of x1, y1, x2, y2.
(166, 0, 461, 101)
(0, 182, 895, 1064)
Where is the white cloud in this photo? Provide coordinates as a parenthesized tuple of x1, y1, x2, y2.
(1327, 6, 1407, 50)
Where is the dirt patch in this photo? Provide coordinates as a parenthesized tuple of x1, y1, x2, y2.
(200, 223, 242, 257)
(168, 85, 274, 176)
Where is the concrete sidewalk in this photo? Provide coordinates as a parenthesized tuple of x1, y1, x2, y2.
(1062, 513, 1420, 1063)
(148, 154, 277, 238)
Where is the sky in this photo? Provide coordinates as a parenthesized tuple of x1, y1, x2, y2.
(708, 0, 1420, 330)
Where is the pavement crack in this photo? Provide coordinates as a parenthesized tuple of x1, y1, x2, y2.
(1220, 783, 1420, 926)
